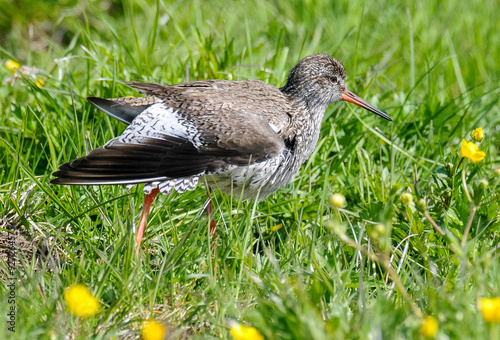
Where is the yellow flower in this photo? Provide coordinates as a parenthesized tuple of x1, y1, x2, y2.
(470, 127, 484, 142)
(460, 139, 485, 163)
(4, 60, 21, 73)
(419, 316, 438, 338)
(142, 320, 166, 340)
(63, 284, 101, 318)
(400, 193, 413, 205)
(230, 323, 264, 340)
(480, 298, 500, 323)
(271, 224, 282, 231)
(330, 193, 346, 208)
(35, 77, 45, 88)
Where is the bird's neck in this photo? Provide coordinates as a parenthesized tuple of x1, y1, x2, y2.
(279, 85, 329, 167)
(280, 83, 330, 117)
(280, 85, 330, 130)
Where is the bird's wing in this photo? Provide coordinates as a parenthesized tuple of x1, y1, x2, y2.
(52, 81, 292, 185)
(87, 96, 160, 125)
(51, 135, 216, 185)
(127, 80, 293, 136)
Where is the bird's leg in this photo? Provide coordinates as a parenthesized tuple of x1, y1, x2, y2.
(135, 187, 160, 255)
(205, 190, 217, 252)
(206, 194, 217, 240)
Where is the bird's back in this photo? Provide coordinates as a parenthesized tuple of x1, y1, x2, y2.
(51, 80, 303, 199)
(129, 80, 294, 135)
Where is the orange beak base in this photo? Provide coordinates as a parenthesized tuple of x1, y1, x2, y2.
(342, 90, 392, 121)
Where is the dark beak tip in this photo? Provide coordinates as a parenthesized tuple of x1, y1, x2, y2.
(380, 112, 393, 122)
(381, 114, 393, 122)
(342, 90, 392, 122)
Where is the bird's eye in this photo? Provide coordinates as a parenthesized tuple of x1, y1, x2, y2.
(329, 75, 338, 84)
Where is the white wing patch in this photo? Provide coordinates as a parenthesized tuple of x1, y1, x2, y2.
(108, 102, 204, 196)
(144, 176, 200, 195)
(112, 102, 201, 145)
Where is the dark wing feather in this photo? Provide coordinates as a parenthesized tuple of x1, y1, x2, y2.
(51, 136, 218, 185)
(87, 97, 158, 125)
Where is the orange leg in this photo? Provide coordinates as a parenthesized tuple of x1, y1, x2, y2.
(135, 187, 160, 255)
(206, 195, 218, 251)
(206, 196, 217, 239)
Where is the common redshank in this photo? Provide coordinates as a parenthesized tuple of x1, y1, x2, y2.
(51, 54, 391, 252)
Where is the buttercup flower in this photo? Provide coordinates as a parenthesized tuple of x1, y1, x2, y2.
(460, 139, 485, 163)
(400, 193, 413, 205)
(271, 224, 282, 231)
(419, 316, 438, 338)
(470, 127, 484, 142)
(480, 297, 500, 323)
(330, 193, 346, 208)
(64, 284, 101, 318)
(230, 322, 264, 340)
(142, 320, 166, 340)
(35, 77, 45, 88)
(4, 60, 21, 73)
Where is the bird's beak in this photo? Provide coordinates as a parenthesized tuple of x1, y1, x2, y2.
(342, 90, 392, 121)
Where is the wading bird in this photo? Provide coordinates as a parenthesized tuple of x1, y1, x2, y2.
(52, 54, 391, 253)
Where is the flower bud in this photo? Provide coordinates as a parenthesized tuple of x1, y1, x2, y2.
(416, 198, 427, 211)
(400, 193, 413, 205)
(446, 163, 454, 175)
(330, 193, 346, 208)
(470, 127, 484, 142)
(374, 223, 386, 235)
(480, 179, 489, 189)
(368, 223, 386, 241)
(474, 179, 490, 205)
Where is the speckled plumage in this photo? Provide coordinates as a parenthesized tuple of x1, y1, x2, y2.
(51, 54, 391, 200)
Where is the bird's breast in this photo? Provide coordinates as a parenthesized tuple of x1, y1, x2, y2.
(204, 147, 301, 200)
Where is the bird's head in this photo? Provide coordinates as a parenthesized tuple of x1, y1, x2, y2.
(281, 54, 392, 121)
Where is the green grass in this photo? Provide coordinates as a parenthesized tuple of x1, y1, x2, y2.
(1, 0, 499, 338)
